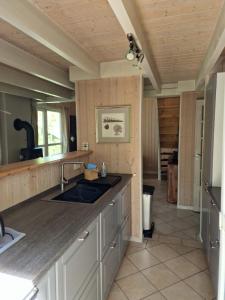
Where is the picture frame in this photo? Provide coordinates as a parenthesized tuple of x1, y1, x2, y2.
(96, 106, 131, 143)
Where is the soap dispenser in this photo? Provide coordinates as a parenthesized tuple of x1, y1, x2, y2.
(101, 162, 107, 178)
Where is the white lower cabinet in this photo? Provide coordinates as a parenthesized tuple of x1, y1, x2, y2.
(77, 266, 101, 300)
(35, 182, 131, 300)
(120, 215, 131, 260)
(56, 217, 99, 300)
(100, 197, 119, 259)
(101, 234, 120, 300)
(36, 266, 56, 300)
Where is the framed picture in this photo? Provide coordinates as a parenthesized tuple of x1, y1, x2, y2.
(96, 106, 131, 143)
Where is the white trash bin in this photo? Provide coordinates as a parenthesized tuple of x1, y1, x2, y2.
(143, 185, 155, 238)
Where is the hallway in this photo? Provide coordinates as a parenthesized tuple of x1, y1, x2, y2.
(108, 176, 215, 300)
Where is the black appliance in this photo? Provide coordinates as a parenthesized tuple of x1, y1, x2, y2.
(14, 118, 43, 161)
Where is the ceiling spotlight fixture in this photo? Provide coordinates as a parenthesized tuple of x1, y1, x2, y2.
(125, 33, 144, 64)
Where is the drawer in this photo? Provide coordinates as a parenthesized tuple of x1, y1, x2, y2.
(56, 217, 99, 300)
(100, 234, 120, 300)
(120, 215, 131, 260)
(100, 198, 119, 259)
(77, 266, 101, 300)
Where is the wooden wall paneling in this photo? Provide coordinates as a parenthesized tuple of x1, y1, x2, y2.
(142, 98, 159, 174)
(0, 154, 90, 211)
(76, 76, 142, 241)
(178, 92, 197, 208)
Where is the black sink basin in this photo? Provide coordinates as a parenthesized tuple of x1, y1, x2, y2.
(52, 182, 111, 204)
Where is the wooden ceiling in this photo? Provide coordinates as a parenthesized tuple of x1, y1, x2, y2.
(30, 0, 128, 62)
(134, 0, 224, 83)
(0, 0, 224, 84)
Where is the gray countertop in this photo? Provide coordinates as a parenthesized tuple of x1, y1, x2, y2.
(0, 173, 132, 285)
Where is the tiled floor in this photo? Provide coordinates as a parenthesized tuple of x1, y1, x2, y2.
(107, 176, 215, 300)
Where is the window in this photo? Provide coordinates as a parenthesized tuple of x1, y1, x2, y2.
(37, 109, 63, 156)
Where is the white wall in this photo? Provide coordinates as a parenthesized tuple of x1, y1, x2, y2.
(0, 93, 32, 164)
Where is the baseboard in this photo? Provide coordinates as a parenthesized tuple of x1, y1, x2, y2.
(177, 204, 194, 210)
(129, 235, 143, 243)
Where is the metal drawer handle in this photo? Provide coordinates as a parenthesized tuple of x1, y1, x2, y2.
(210, 199, 216, 207)
(78, 231, 89, 241)
(109, 200, 116, 206)
(210, 240, 220, 249)
(110, 241, 117, 249)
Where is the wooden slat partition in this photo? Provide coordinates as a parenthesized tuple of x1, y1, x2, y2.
(76, 76, 143, 241)
(178, 92, 197, 208)
(0, 151, 91, 211)
(142, 97, 159, 174)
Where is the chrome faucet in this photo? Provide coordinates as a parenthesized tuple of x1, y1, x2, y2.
(61, 161, 85, 191)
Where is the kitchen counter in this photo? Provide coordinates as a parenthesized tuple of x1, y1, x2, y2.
(0, 173, 132, 288)
(0, 150, 92, 179)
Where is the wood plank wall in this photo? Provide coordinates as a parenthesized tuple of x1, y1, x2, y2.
(76, 76, 143, 241)
(178, 92, 197, 208)
(0, 154, 90, 211)
(142, 98, 159, 174)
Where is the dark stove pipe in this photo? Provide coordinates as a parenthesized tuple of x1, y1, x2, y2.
(14, 118, 35, 149)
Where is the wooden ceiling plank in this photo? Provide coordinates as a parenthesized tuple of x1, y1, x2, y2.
(0, 38, 73, 90)
(196, 2, 225, 89)
(107, 0, 161, 90)
(0, 0, 99, 76)
(0, 64, 74, 99)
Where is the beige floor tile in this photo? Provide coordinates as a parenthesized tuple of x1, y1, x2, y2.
(170, 231, 191, 240)
(143, 292, 166, 299)
(161, 281, 203, 300)
(168, 219, 192, 230)
(183, 249, 208, 270)
(184, 214, 200, 225)
(158, 235, 181, 245)
(176, 210, 195, 218)
(185, 271, 215, 299)
(155, 223, 177, 235)
(107, 283, 127, 300)
(116, 257, 139, 280)
(182, 227, 200, 240)
(126, 241, 147, 255)
(182, 239, 202, 248)
(165, 256, 200, 279)
(117, 272, 156, 300)
(128, 249, 160, 270)
(148, 244, 179, 262)
(169, 243, 194, 255)
(156, 213, 177, 223)
(142, 263, 180, 290)
(146, 240, 162, 249)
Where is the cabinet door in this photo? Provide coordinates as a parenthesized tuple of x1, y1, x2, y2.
(202, 187, 210, 257)
(100, 199, 119, 259)
(120, 183, 131, 226)
(56, 217, 99, 300)
(101, 234, 120, 300)
(120, 215, 131, 260)
(78, 266, 101, 300)
(36, 266, 56, 300)
(209, 204, 220, 295)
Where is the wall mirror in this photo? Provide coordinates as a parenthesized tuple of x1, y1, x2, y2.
(0, 90, 76, 166)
